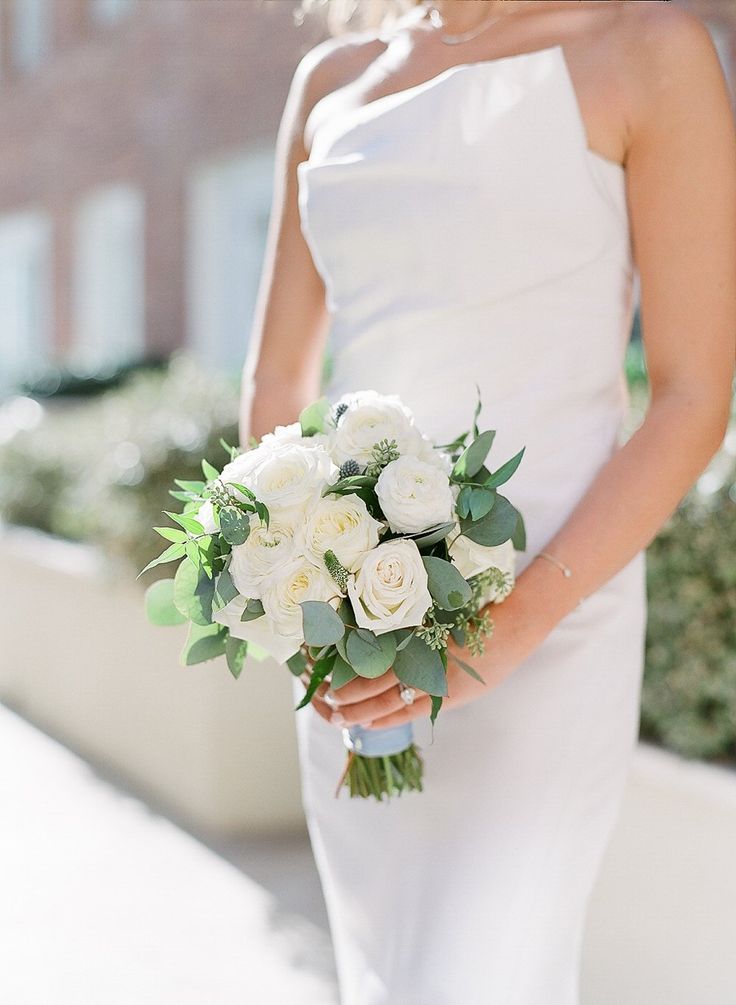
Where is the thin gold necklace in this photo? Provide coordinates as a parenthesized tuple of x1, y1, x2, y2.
(422, 2, 524, 46)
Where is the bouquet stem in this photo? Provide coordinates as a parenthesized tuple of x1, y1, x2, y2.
(335, 723, 424, 800)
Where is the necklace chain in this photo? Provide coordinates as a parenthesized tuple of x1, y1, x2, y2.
(421, 2, 523, 46)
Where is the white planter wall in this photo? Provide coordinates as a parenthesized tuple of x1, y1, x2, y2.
(0, 527, 306, 836)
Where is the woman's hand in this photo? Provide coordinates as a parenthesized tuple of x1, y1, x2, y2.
(301, 588, 546, 731)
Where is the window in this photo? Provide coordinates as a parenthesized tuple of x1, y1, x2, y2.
(12, 0, 50, 72)
(0, 211, 53, 390)
(90, 0, 136, 24)
(73, 184, 145, 371)
(187, 145, 275, 371)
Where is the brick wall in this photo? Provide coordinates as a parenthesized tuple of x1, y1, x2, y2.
(0, 0, 733, 370)
(0, 0, 321, 362)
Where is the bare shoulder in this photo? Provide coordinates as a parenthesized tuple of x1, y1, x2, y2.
(289, 31, 384, 129)
(613, 2, 727, 118)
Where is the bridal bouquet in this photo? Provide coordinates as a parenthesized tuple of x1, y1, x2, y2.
(141, 389, 525, 800)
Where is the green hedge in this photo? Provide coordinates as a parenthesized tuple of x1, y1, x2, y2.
(0, 352, 734, 764)
(0, 356, 239, 573)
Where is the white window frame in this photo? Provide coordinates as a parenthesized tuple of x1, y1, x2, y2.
(186, 144, 275, 371)
(0, 210, 53, 389)
(72, 183, 145, 371)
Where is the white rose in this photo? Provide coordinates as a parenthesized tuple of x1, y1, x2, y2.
(347, 539, 432, 635)
(304, 494, 383, 572)
(416, 436, 454, 474)
(212, 597, 301, 663)
(375, 455, 455, 534)
(260, 421, 328, 451)
(229, 518, 302, 599)
(249, 442, 336, 518)
(213, 446, 269, 503)
(329, 390, 424, 466)
(194, 499, 218, 535)
(261, 557, 340, 639)
(448, 534, 516, 603)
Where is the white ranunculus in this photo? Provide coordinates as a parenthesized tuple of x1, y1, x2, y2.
(347, 539, 432, 635)
(329, 389, 424, 466)
(249, 442, 336, 518)
(304, 494, 384, 572)
(213, 596, 302, 663)
(448, 533, 516, 603)
(375, 455, 455, 534)
(261, 557, 340, 639)
(229, 518, 302, 599)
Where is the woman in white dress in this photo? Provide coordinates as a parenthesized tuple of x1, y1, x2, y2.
(240, 2, 736, 1002)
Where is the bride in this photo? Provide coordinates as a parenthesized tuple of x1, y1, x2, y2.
(240, 1, 735, 1002)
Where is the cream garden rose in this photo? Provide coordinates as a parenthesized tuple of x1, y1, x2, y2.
(249, 442, 336, 519)
(229, 518, 302, 599)
(448, 533, 516, 602)
(375, 455, 455, 534)
(347, 539, 432, 635)
(329, 390, 424, 466)
(304, 495, 383, 572)
(261, 557, 340, 638)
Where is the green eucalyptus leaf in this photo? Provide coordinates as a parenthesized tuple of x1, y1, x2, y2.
(460, 493, 518, 547)
(219, 506, 250, 546)
(154, 526, 188, 544)
(286, 650, 308, 677)
(240, 598, 265, 621)
(511, 509, 527, 551)
(330, 654, 358, 689)
(422, 556, 472, 611)
(452, 430, 495, 480)
(202, 458, 220, 482)
(181, 622, 227, 666)
(164, 510, 205, 536)
(212, 568, 239, 612)
(484, 447, 525, 489)
(409, 522, 455, 549)
(174, 479, 206, 494)
(174, 559, 215, 626)
(345, 628, 396, 678)
(225, 636, 248, 679)
(430, 694, 443, 725)
(392, 636, 448, 696)
(144, 578, 188, 626)
(450, 652, 486, 684)
(301, 601, 345, 646)
(295, 652, 336, 710)
(137, 542, 186, 578)
(468, 487, 495, 521)
(299, 397, 331, 436)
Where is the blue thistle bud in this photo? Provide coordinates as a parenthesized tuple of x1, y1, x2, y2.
(334, 402, 349, 423)
(339, 459, 361, 478)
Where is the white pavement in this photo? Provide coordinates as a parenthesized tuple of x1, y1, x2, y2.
(0, 703, 338, 1005)
(3, 700, 736, 1005)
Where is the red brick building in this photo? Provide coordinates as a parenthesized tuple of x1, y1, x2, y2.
(0, 0, 733, 387)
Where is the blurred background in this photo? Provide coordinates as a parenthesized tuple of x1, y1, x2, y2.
(0, 1, 734, 1002)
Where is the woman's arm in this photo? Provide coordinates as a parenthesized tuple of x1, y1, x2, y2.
(324, 9, 736, 731)
(239, 40, 346, 444)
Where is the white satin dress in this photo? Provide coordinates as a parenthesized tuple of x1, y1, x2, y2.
(293, 44, 647, 1005)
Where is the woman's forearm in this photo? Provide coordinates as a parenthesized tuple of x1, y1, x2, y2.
(239, 368, 322, 446)
(507, 386, 731, 643)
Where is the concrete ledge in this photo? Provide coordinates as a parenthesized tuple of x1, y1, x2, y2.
(0, 526, 306, 836)
(583, 744, 736, 1004)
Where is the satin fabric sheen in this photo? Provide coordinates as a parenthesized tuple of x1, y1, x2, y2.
(293, 45, 646, 1005)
